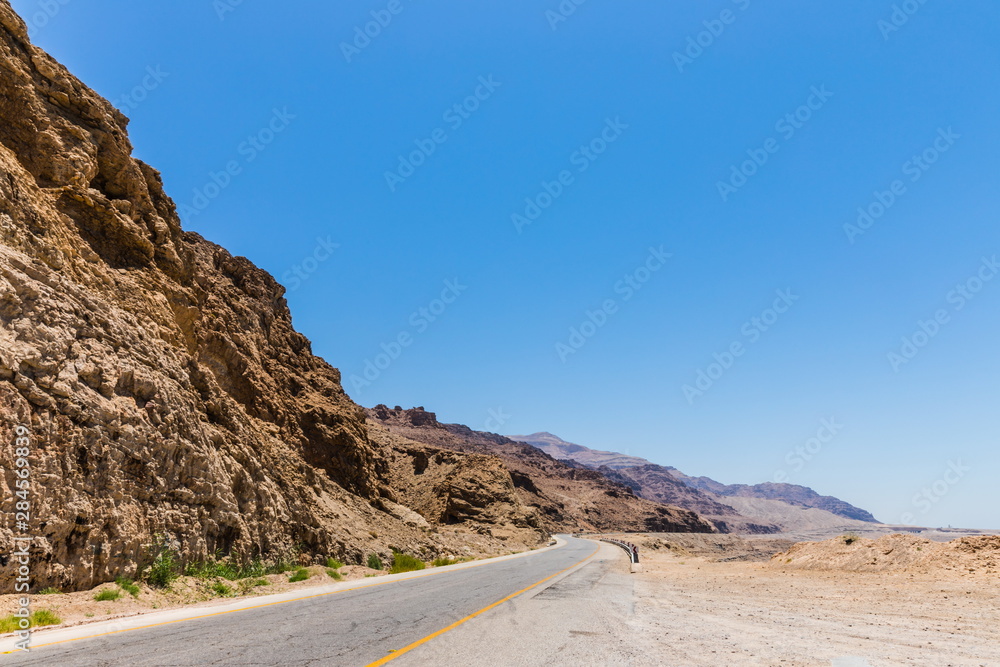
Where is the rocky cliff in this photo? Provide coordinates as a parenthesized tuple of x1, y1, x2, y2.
(369, 406, 715, 534)
(0, 3, 540, 591)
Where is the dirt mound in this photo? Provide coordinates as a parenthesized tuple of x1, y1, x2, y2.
(771, 533, 1000, 577)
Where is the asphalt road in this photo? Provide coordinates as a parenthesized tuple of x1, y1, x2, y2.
(5, 536, 604, 666)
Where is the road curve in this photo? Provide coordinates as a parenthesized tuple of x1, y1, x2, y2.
(4, 536, 601, 666)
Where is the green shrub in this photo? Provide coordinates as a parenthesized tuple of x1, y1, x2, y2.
(366, 554, 383, 570)
(210, 581, 233, 596)
(143, 536, 180, 588)
(185, 555, 291, 581)
(842, 533, 860, 546)
(388, 552, 425, 574)
(115, 577, 141, 598)
(32, 610, 61, 627)
(94, 588, 121, 602)
(1, 610, 63, 630)
(432, 557, 458, 568)
(37, 587, 62, 595)
(326, 569, 343, 580)
(264, 557, 298, 575)
(325, 557, 344, 570)
(288, 568, 310, 583)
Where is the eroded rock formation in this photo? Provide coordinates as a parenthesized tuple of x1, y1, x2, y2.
(0, 3, 541, 590)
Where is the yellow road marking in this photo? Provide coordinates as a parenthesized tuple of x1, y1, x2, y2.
(2, 542, 569, 655)
(364, 542, 601, 667)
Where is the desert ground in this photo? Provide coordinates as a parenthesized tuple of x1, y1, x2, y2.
(612, 532, 999, 666)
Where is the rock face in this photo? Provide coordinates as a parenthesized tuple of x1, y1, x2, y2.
(371, 422, 543, 543)
(369, 406, 715, 535)
(0, 3, 541, 591)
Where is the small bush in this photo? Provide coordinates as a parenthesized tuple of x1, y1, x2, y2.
(366, 554, 383, 570)
(37, 587, 62, 595)
(288, 568, 310, 583)
(116, 577, 141, 598)
(325, 557, 344, 570)
(432, 557, 458, 568)
(327, 569, 343, 580)
(94, 588, 121, 602)
(31, 610, 62, 627)
(143, 536, 180, 588)
(842, 533, 860, 546)
(264, 557, 298, 575)
(2, 609, 66, 630)
(210, 581, 233, 596)
(389, 552, 425, 574)
(182, 553, 289, 583)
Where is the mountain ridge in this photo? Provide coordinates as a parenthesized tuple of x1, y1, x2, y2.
(511, 432, 879, 528)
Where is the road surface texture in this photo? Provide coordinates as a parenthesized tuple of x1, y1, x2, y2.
(5, 536, 634, 666)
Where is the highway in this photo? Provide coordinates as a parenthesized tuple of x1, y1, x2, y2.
(4, 536, 629, 666)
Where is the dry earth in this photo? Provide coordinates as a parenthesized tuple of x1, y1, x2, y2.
(605, 533, 999, 666)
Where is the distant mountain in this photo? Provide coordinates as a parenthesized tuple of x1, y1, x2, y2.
(512, 432, 880, 531)
(509, 432, 650, 469)
(670, 474, 879, 523)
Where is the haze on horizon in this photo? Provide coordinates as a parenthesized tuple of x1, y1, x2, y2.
(15, 0, 999, 529)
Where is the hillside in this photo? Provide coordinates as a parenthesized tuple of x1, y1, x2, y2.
(369, 406, 715, 535)
(0, 3, 539, 591)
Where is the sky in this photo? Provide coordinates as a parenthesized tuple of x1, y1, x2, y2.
(12, 0, 1000, 529)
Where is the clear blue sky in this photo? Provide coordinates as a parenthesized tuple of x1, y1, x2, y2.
(14, 0, 1000, 529)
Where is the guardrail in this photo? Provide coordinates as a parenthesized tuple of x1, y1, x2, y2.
(600, 538, 639, 566)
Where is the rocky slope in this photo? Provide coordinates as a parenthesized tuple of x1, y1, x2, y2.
(369, 406, 715, 535)
(516, 432, 878, 532)
(0, 3, 538, 592)
(367, 420, 545, 543)
(596, 465, 779, 534)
